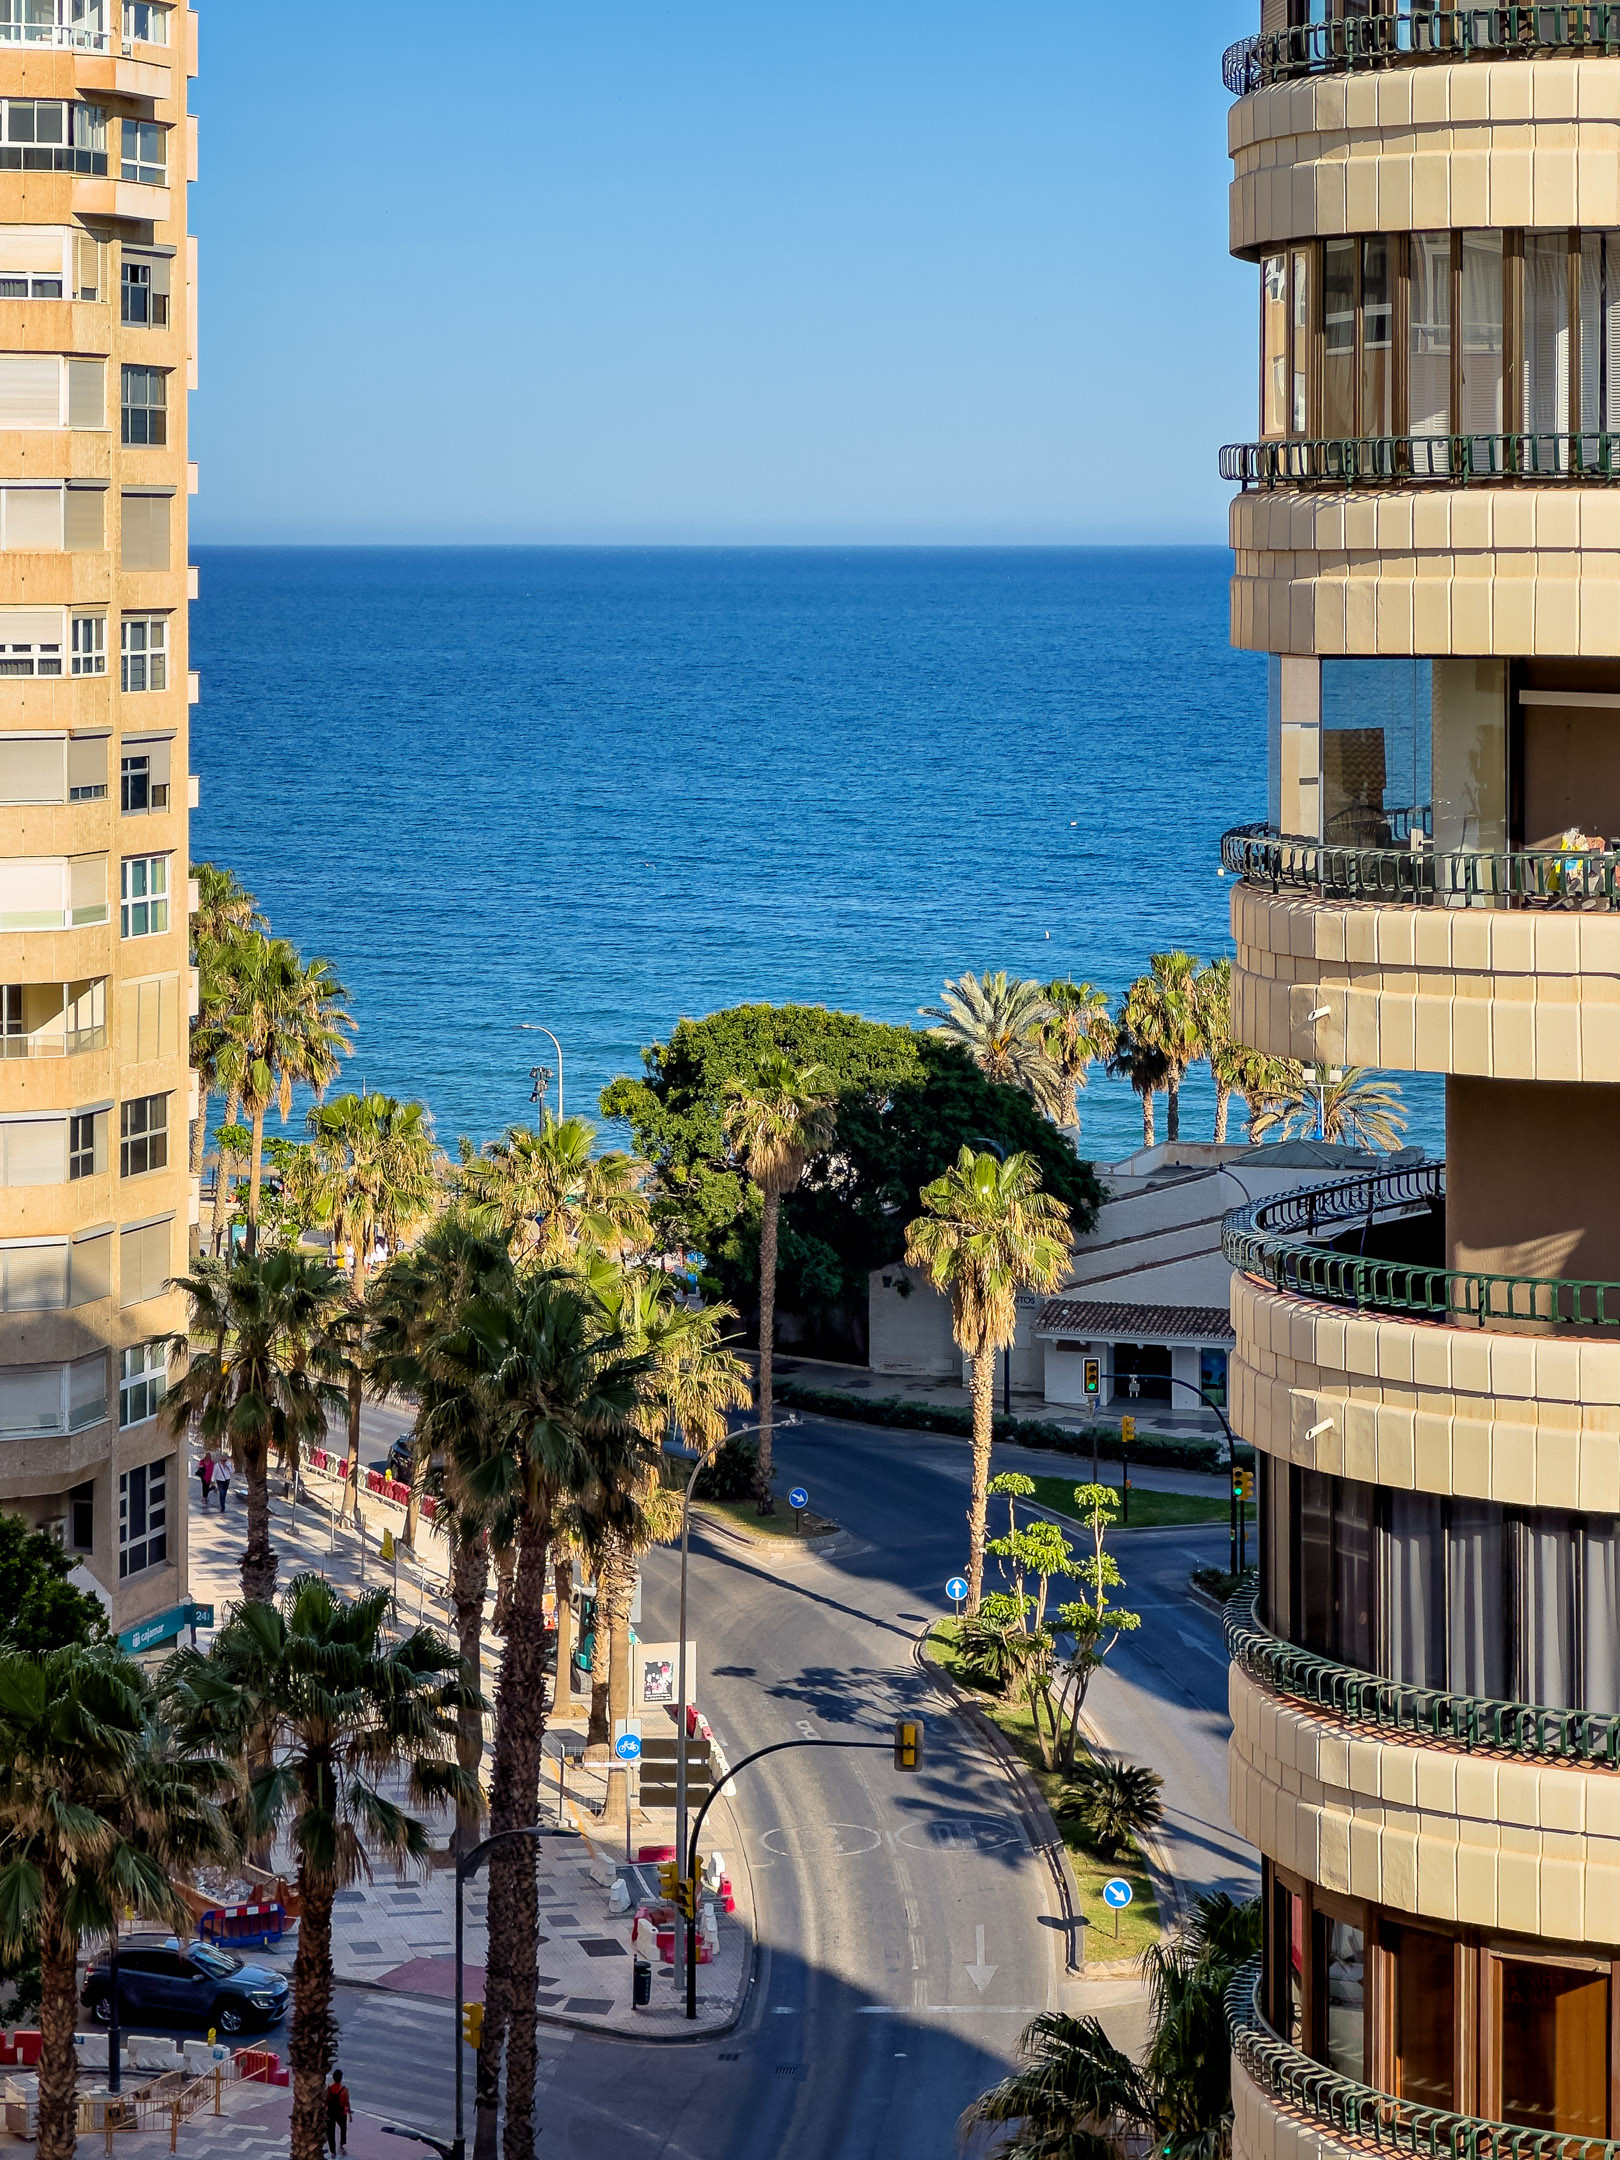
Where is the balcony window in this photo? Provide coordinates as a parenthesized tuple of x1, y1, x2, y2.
(0, 624, 60, 676)
(72, 616, 105, 678)
(1316, 1916, 1364, 2082)
(0, 855, 106, 930)
(0, 225, 64, 298)
(119, 750, 168, 814)
(0, 1352, 106, 1438)
(117, 1454, 166, 1576)
(0, 100, 107, 174)
(118, 1341, 164, 1427)
(69, 1107, 106, 1180)
(120, 365, 165, 447)
(0, 484, 105, 554)
(118, 1215, 171, 1306)
(119, 853, 167, 938)
(120, 615, 166, 691)
(120, 253, 168, 327)
(120, 118, 163, 187)
(118, 1092, 166, 1178)
(0, 978, 106, 1058)
(1321, 658, 1433, 847)
(0, 0, 108, 49)
(122, 1, 167, 42)
(0, 1228, 109, 1310)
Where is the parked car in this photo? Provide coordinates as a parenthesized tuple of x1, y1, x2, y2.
(81, 1936, 289, 2035)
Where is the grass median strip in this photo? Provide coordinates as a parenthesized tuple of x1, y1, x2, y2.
(925, 1620, 1160, 1959)
(1023, 1475, 1256, 1532)
(693, 1498, 839, 1543)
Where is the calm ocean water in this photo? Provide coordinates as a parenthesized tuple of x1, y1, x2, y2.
(189, 547, 1443, 1165)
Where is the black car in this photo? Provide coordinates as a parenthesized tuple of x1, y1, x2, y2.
(81, 1937, 289, 2035)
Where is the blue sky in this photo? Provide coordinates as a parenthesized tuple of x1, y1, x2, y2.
(190, 2, 1253, 545)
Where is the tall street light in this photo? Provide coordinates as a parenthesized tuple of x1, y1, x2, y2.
(517, 1024, 564, 1120)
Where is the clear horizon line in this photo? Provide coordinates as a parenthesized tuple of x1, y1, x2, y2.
(188, 536, 1235, 552)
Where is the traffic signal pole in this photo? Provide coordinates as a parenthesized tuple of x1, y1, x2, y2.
(1149, 1374, 1245, 1577)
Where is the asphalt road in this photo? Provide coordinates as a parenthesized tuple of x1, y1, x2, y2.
(324, 1412, 1250, 2158)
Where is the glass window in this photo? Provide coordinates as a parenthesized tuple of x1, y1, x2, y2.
(120, 616, 166, 692)
(1498, 1960, 1609, 2137)
(1410, 230, 1452, 454)
(120, 754, 149, 814)
(68, 1108, 103, 1179)
(1578, 231, 1620, 440)
(118, 1341, 164, 1428)
(1448, 1497, 1508, 1698)
(1386, 1488, 1446, 1688)
(118, 1092, 166, 1178)
(69, 1480, 93, 1552)
(1582, 1519, 1620, 1717)
(119, 854, 167, 939)
(1267, 1873, 1305, 2048)
(0, 628, 60, 678)
(122, 1, 168, 41)
(1321, 658, 1433, 846)
(1316, 1917, 1364, 2081)
(1111, 1341, 1170, 1403)
(1361, 235, 1393, 436)
(1521, 1510, 1578, 1710)
(1198, 1347, 1227, 1408)
(1263, 1452, 1291, 1641)
(1523, 231, 1571, 460)
(119, 117, 162, 186)
(1297, 1468, 1334, 1657)
(119, 256, 167, 327)
(1334, 1478, 1375, 1671)
(1262, 254, 1290, 438)
(71, 616, 105, 678)
(1291, 247, 1311, 434)
(1431, 658, 1508, 865)
(1322, 239, 1357, 439)
(1460, 229, 1505, 454)
(117, 1455, 167, 1577)
(1390, 1927, 1455, 2107)
(119, 366, 165, 447)
(0, 98, 105, 172)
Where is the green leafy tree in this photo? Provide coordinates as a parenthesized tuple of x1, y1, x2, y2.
(0, 1515, 108, 1650)
(1121, 952, 1205, 1145)
(601, 1006, 1101, 1350)
(904, 1150, 1070, 1612)
(1052, 1483, 1141, 1774)
(722, 1055, 836, 1511)
(170, 1582, 470, 2160)
(920, 970, 1065, 1119)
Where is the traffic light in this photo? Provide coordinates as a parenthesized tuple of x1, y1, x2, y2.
(1232, 1467, 1245, 1501)
(1083, 1357, 1100, 1399)
(1120, 1415, 1136, 1446)
(461, 2001, 483, 2050)
(893, 1716, 924, 1771)
(657, 1861, 680, 1901)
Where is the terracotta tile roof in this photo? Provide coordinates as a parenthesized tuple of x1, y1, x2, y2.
(1035, 1299, 1235, 1344)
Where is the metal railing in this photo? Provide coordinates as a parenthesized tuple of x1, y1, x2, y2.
(0, 0, 111, 50)
(1221, 822, 1620, 908)
(1228, 1959, 1620, 2160)
(1223, 1162, 1620, 1328)
(1222, 432, 1620, 487)
(1227, 1583, 1620, 1764)
(1224, 3, 1620, 94)
(0, 1025, 106, 1060)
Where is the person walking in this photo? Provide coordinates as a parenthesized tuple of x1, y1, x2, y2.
(325, 2069, 351, 2155)
(214, 1457, 232, 1512)
(195, 1452, 215, 1510)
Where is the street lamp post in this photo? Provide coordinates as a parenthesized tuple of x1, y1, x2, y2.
(517, 1025, 564, 1121)
(1127, 1372, 1244, 1574)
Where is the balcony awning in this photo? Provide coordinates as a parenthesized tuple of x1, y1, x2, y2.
(1035, 1298, 1235, 1346)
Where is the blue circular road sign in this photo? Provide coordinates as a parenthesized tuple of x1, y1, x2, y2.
(1102, 1877, 1133, 1909)
(788, 1486, 809, 1511)
(614, 1733, 642, 1763)
(946, 1576, 970, 1604)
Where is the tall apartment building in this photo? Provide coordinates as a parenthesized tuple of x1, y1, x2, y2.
(0, 0, 196, 1649)
(1218, 5, 1620, 2145)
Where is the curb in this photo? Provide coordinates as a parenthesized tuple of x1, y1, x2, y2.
(688, 1506, 844, 1559)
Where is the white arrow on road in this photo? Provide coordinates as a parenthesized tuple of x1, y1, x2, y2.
(964, 1925, 998, 1993)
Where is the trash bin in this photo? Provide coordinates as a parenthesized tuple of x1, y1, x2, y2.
(632, 1958, 652, 2010)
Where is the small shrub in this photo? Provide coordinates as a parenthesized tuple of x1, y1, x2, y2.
(1191, 1565, 1244, 1604)
(1057, 1756, 1165, 1859)
(692, 1434, 759, 1501)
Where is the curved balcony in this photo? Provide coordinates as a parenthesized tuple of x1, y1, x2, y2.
(1227, 1583, 1620, 1765)
(1221, 433, 1620, 492)
(1223, 3, 1620, 96)
(1221, 823, 1620, 910)
(1223, 1163, 1620, 1329)
(1226, 1960, 1620, 2160)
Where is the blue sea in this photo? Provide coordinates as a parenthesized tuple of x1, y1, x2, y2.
(189, 547, 1444, 1165)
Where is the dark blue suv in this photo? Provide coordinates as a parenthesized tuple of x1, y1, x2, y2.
(81, 1937, 289, 2035)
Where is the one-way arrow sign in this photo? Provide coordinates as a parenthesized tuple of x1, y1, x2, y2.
(964, 1924, 998, 1993)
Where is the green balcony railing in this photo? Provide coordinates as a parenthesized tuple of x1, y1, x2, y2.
(1227, 1959, 1620, 2160)
(1221, 432, 1620, 488)
(1226, 1583, 1620, 1765)
(1221, 822, 1620, 908)
(1222, 1164, 1620, 1329)
(1224, 4, 1620, 95)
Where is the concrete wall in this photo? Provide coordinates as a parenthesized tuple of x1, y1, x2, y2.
(868, 1263, 958, 1378)
(1446, 1073, 1620, 1284)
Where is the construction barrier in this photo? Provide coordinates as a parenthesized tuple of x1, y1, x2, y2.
(198, 1903, 284, 1950)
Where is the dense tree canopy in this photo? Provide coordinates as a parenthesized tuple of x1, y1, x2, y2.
(601, 1005, 1102, 1328)
(0, 1515, 109, 1652)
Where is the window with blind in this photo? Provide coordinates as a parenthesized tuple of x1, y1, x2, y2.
(0, 1116, 67, 1185)
(68, 734, 107, 799)
(0, 100, 107, 174)
(0, 485, 104, 553)
(0, 735, 65, 803)
(119, 974, 174, 1062)
(0, 224, 67, 298)
(0, 1363, 68, 1437)
(0, 1230, 105, 1310)
(118, 1214, 172, 1305)
(120, 250, 169, 327)
(119, 492, 169, 572)
(120, 740, 170, 813)
(0, 608, 64, 682)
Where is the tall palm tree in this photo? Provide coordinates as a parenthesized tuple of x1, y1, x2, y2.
(959, 2012, 1151, 2160)
(1250, 1065, 1408, 1151)
(921, 970, 1065, 1118)
(1121, 952, 1205, 1144)
(1043, 979, 1117, 1132)
(306, 1092, 444, 1520)
(1105, 1030, 1173, 1150)
(0, 1645, 232, 2160)
(1142, 1892, 1263, 2159)
(1212, 1043, 1303, 1145)
(723, 1055, 836, 1512)
(904, 1149, 1070, 1611)
(458, 1114, 649, 1264)
(170, 1583, 469, 2160)
(1192, 958, 1237, 1144)
(367, 1213, 517, 1854)
(162, 1248, 353, 1603)
(189, 868, 263, 1183)
(431, 1274, 654, 2160)
(224, 937, 355, 1253)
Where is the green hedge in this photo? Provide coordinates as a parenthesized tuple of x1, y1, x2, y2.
(772, 1380, 1252, 1473)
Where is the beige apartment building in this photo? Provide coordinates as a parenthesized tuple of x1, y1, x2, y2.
(0, 0, 197, 1650)
(1218, 3, 1620, 2147)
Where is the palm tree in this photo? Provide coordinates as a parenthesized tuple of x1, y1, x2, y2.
(1105, 1029, 1173, 1150)
(0, 1645, 232, 2160)
(430, 1273, 654, 2160)
(189, 868, 263, 1183)
(1250, 1065, 1408, 1151)
(960, 2012, 1151, 2160)
(367, 1213, 517, 1855)
(921, 970, 1065, 1118)
(225, 937, 355, 1252)
(1057, 1755, 1164, 1858)
(458, 1114, 648, 1264)
(1211, 1041, 1303, 1146)
(904, 1149, 1070, 1611)
(171, 1582, 469, 2160)
(306, 1092, 444, 1521)
(162, 1248, 353, 1603)
(1192, 958, 1236, 1143)
(723, 1055, 836, 1512)
(1043, 979, 1117, 1132)
(1121, 952, 1205, 1144)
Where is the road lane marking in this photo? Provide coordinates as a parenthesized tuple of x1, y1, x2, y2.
(856, 2005, 1046, 2015)
(1177, 1629, 1225, 1662)
(964, 1924, 998, 1993)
